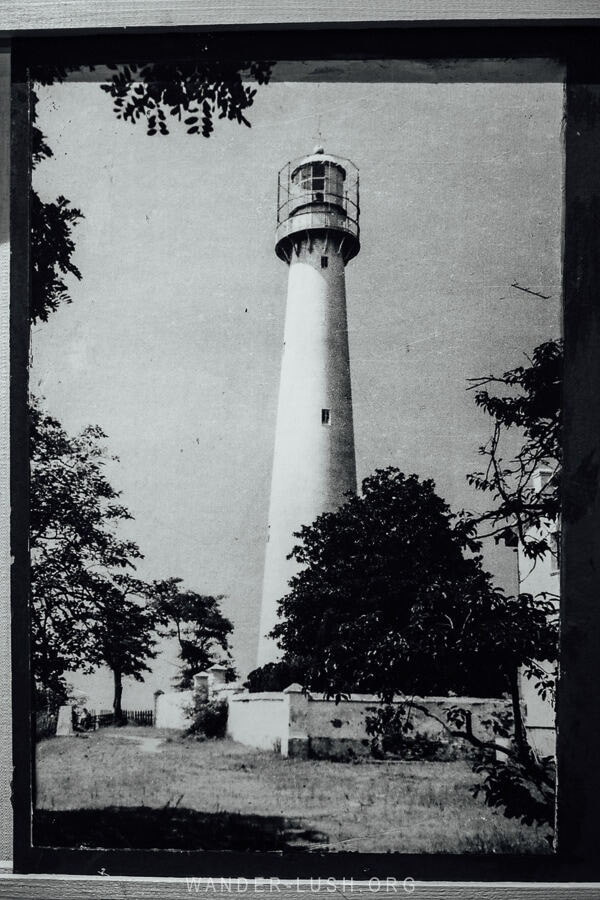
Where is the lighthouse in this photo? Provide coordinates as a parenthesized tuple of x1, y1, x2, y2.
(257, 149, 361, 667)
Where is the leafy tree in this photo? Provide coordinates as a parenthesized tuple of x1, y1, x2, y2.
(270, 467, 557, 701)
(30, 396, 145, 696)
(460, 338, 563, 835)
(87, 574, 159, 722)
(153, 578, 234, 689)
(467, 339, 562, 559)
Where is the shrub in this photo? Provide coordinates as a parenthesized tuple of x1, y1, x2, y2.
(186, 698, 228, 739)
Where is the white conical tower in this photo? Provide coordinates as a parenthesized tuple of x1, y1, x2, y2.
(257, 149, 360, 667)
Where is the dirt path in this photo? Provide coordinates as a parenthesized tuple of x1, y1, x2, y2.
(116, 734, 165, 753)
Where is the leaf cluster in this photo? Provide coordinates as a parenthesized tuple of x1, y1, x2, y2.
(467, 339, 562, 558)
(473, 755, 556, 832)
(31, 104, 84, 325)
(153, 577, 234, 689)
(31, 191, 83, 322)
(244, 658, 307, 693)
(100, 60, 273, 137)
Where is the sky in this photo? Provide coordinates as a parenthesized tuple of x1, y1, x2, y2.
(31, 58, 564, 687)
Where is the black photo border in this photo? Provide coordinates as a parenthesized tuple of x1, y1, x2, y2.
(10, 24, 600, 881)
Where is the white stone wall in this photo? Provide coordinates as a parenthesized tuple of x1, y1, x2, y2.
(155, 690, 194, 729)
(227, 689, 511, 758)
(227, 692, 289, 752)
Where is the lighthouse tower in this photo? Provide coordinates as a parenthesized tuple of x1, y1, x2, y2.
(257, 149, 361, 667)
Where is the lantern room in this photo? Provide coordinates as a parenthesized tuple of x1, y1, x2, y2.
(275, 148, 360, 263)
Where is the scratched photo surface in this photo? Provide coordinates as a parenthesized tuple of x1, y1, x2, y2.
(29, 58, 563, 853)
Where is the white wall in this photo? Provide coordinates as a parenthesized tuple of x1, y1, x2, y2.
(227, 690, 510, 758)
(155, 690, 194, 730)
(227, 692, 289, 752)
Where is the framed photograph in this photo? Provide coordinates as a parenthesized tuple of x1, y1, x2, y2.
(4, 13, 600, 898)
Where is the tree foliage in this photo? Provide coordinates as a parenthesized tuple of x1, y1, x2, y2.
(245, 658, 307, 693)
(467, 339, 562, 559)
(100, 59, 273, 137)
(31, 91, 83, 323)
(473, 755, 556, 830)
(270, 467, 556, 701)
(461, 338, 563, 835)
(87, 574, 159, 720)
(153, 577, 234, 689)
(30, 396, 150, 700)
(185, 697, 228, 739)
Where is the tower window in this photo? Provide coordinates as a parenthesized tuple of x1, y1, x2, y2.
(312, 161, 325, 180)
(321, 256, 328, 269)
(321, 408, 331, 426)
(312, 161, 325, 198)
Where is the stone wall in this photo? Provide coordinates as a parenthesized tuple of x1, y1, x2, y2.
(226, 685, 511, 760)
(227, 691, 289, 752)
(155, 689, 194, 729)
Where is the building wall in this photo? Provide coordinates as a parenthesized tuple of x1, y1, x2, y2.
(226, 689, 510, 759)
(155, 690, 194, 730)
(227, 692, 290, 752)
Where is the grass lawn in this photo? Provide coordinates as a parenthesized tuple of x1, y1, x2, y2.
(34, 727, 552, 853)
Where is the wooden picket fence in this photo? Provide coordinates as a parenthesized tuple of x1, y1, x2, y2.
(35, 707, 155, 737)
(91, 708, 154, 728)
(124, 709, 154, 726)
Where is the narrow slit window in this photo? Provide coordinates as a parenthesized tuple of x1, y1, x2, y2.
(321, 408, 331, 426)
(321, 256, 328, 269)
